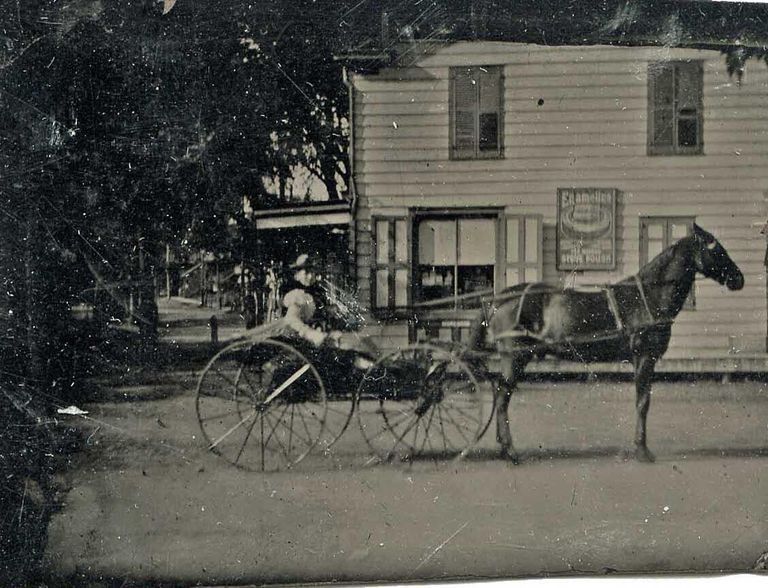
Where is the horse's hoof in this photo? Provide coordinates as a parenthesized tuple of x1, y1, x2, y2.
(500, 448, 520, 464)
(635, 446, 656, 463)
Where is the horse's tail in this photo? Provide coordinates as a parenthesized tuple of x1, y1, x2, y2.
(466, 298, 493, 351)
(465, 314, 487, 351)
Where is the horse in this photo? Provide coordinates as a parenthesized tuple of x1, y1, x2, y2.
(466, 224, 744, 464)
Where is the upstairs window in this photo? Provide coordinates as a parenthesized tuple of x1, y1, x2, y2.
(648, 61, 703, 155)
(450, 66, 503, 159)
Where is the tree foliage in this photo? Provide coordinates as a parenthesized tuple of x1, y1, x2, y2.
(0, 0, 363, 379)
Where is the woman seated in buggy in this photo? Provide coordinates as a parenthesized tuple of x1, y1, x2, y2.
(275, 253, 376, 393)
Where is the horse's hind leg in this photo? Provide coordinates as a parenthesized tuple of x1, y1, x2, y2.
(495, 352, 529, 464)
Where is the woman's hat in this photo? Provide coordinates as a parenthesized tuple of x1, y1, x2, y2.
(289, 253, 314, 270)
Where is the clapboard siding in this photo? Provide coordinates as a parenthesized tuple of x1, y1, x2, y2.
(358, 151, 767, 168)
(356, 144, 768, 159)
(360, 180, 768, 197)
(357, 156, 768, 175)
(366, 172, 765, 188)
(352, 42, 768, 362)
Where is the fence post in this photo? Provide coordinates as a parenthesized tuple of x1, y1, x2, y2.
(210, 315, 218, 347)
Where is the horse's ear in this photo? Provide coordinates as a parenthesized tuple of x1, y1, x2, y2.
(692, 223, 706, 240)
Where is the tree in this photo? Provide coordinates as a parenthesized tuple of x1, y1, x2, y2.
(0, 0, 361, 346)
(250, 16, 352, 200)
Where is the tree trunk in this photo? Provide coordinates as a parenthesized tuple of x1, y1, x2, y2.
(128, 289, 135, 325)
(320, 152, 340, 200)
(200, 250, 206, 307)
(216, 261, 221, 309)
(137, 237, 158, 348)
(165, 243, 172, 301)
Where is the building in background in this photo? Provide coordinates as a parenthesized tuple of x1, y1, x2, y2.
(340, 24, 768, 372)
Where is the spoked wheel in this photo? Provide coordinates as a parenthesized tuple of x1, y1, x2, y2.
(321, 388, 357, 453)
(356, 343, 490, 463)
(195, 339, 327, 472)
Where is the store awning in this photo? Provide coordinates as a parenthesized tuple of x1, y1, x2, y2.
(249, 202, 351, 231)
(256, 211, 350, 230)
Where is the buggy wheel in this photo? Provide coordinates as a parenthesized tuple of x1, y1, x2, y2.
(356, 343, 487, 463)
(195, 339, 327, 472)
(322, 392, 357, 452)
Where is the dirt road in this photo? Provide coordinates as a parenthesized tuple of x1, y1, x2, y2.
(43, 371, 768, 585)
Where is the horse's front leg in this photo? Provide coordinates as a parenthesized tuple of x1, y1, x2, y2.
(633, 354, 657, 463)
(494, 376, 518, 464)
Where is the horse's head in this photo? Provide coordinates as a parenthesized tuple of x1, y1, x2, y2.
(691, 224, 744, 290)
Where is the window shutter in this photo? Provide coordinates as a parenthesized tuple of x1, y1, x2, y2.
(505, 214, 542, 288)
(505, 216, 521, 288)
(675, 62, 703, 149)
(649, 64, 674, 151)
(523, 216, 542, 282)
(478, 67, 501, 154)
(372, 216, 410, 311)
(393, 218, 410, 308)
(451, 68, 477, 157)
(373, 219, 391, 309)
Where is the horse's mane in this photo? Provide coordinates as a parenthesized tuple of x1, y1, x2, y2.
(632, 234, 693, 282)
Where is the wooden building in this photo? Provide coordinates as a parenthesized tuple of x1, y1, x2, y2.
(342, 38, 768, 372)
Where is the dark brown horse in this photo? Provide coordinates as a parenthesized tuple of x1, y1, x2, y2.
(467, 224, 744, 463)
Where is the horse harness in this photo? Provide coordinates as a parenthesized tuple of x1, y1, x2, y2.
(489, 278, 672, 346)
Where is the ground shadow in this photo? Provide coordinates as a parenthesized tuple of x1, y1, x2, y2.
(463, 444, 768, 465)
(465, 445, 630, 464)
(665, 446, 768, 460)
(67, 323, 237, 403)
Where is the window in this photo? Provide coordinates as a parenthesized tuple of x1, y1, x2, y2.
(450, 66, 503, 159)
(639, 216, 695, 308)
(648, 61, 703, 155)
(372, 211, 542, 314)
(372, 217, 409, 311)
(415, 216, 497, 304)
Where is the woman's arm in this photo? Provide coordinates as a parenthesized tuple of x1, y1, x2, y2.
(283, 289, 327, 346)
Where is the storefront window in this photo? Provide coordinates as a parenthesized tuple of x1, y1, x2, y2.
(416, 217, 496, 303)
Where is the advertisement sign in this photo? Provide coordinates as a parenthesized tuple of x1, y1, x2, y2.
(556, 188, 617, 270)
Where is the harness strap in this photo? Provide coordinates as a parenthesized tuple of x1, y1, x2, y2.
(604, 286, 623, 331)
(634, 275, 655, 323)
(513, 282, 537, 328)
(493, 329, 536, 341)
(487, 280, 670, 347)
